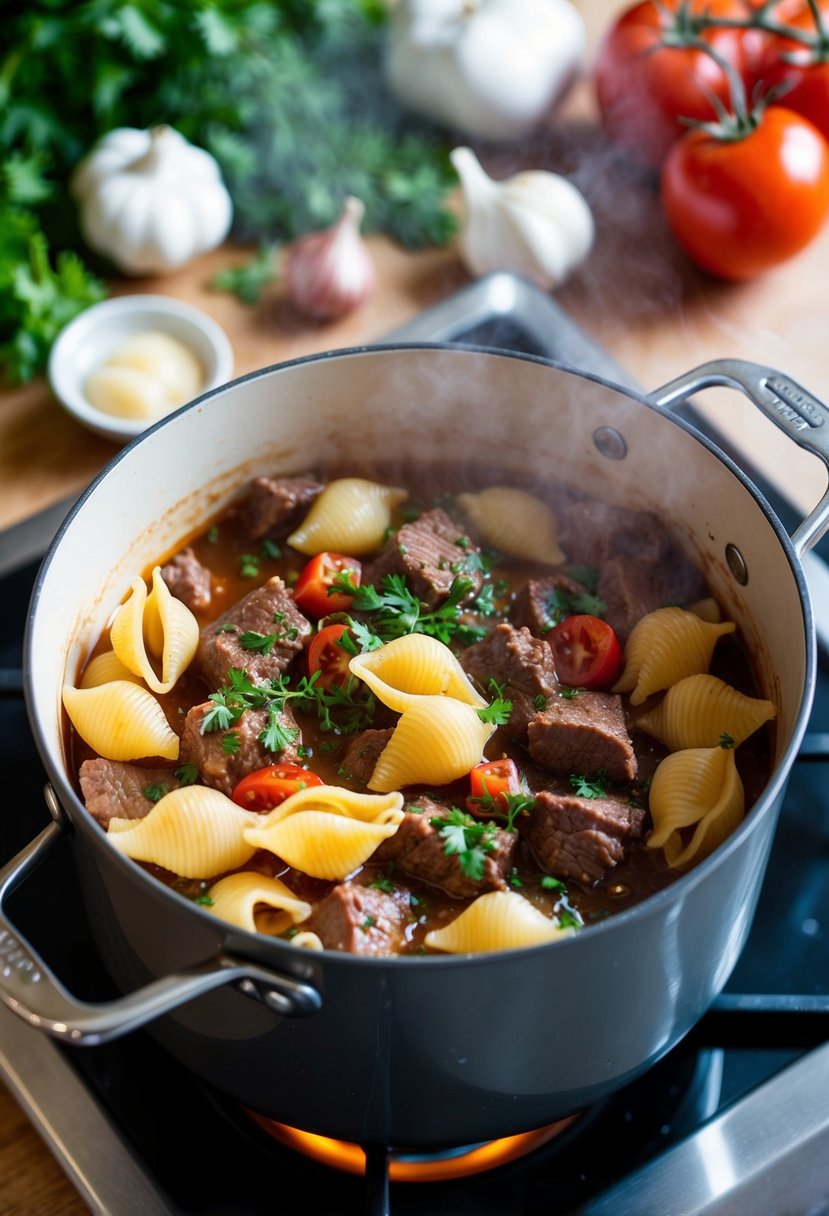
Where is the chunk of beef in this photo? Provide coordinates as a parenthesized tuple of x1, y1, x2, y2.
(363, 507, 483, 609)
(527, 692, 637, 784)
(598, 552, 709, 644)
(559, 500, 672, 571)
(340, 729, 394, 787)
(160, 547, 212, 614)
(239, 474, 324, 542)
(197, 576, 311, 689)
(179, 701, 300, 797)
(310, 882, 409, 955)
(372, 795, 518, 900)
(509, 574, 589, 638)
(460, 623, 559, 741)
(79, 759, 178, 828)
(521, 790, 646, 886)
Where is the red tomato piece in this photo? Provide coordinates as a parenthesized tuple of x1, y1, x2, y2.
(231, 763, 323, 811)
(307, 622, 353, 688)
(466, 758, 522, 817)
(293, 552, 361, 617)
(593, 0, 753, 166)
(661, 106, 829, 280)
(548, 615, 623, 690)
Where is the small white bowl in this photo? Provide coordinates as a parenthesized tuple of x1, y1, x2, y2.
(48, 294, 235, 444)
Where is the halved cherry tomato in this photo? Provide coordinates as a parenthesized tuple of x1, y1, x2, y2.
(308, 622, 353, 688)
(231, 763, 323, 811)
(293, 552, 361, 617)
(548, 615, 623, 689)
(466, 758, 522, 817)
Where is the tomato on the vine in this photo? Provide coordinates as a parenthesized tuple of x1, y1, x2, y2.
(466, 758, 522, 817)
(547, 615, 623, 689)
(593, 0, 753, 166)
(307, 622, 353, 688)
(755, 4, 829, 142)
(231, 763, 323, 811)
(293, 552, 361, 617)
(661, 105, 829, 280)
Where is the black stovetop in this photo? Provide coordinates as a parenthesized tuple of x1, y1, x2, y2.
(1, 278, 827, 1216)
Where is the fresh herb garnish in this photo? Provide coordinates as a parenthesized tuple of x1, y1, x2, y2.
(221, 732, 241, 756)
(143, 783, 169, 803)
(175, 763, 199, 786)
(569, 770, 610, 799)
(430, 808, 497, 880)
(334, 572, 476, 646)
(210, 244, 279, 304)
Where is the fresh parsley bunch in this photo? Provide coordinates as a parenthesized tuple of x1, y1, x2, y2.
(1, 0, 457, 381)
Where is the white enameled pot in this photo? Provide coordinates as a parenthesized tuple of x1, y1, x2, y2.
(2, 344, 828, 1148)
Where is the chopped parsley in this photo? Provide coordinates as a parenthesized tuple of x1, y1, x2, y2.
(719, 732, 735, 749)
(569, 770, 610, 800)
(143, 783, 169, 802)
(430, 808, 497, 880)
(332, 571, 480, 646)
(221, 732, 241, 756)
(175, 764, 199, 786)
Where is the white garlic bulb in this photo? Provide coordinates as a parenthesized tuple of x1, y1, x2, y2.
(285, 197, 376, 321)
(384, 0, 586, 141)
(450, 146, 594, 291)
(71, 125, 233, 276)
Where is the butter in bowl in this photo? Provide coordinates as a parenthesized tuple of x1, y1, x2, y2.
(48, 294, 234, 444)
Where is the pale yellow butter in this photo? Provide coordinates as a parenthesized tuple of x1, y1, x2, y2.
(85, 330, 204, 421)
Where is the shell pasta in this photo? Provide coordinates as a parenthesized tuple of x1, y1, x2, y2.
(456, 486, 566, 565)
(110, 565, 199, 694)
(647, 745, 745, 869)
(635, 674, 776, 752)
(424, 891, 573, 953)
(613, 606, 736, 705)
(63, 680, 180, 762)
(287, 477, 407, 555)
(243, 786, 405, 880)
(206, 872, 313, 934)
(107, 786, 259, 877)
(348, 634, 486, 712)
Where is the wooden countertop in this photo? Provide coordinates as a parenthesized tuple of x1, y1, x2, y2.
(3, 3, 829, 1212)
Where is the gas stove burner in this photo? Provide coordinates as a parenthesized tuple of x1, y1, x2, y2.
(243, 1112, 580, 1181)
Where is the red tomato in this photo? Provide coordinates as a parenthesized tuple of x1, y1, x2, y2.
(307, 622, 353, 688)
(593, 0, 753, 166)
(293, 552, 361, 617)
(231, 763, 323, 811)
(661, 106, 829, 280)
(756, 5, 829, 142)
(466, 758, 522, 817)
(548, 615, 623, 689)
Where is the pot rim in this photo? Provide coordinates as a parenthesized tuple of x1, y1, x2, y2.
(24, 341, 819, 970)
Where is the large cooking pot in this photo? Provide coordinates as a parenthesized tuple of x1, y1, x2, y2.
(2, 344, 827, 1149)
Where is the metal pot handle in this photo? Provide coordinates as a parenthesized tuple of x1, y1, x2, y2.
(0, 786, 322, 1045)
(650, 358, 829, 559)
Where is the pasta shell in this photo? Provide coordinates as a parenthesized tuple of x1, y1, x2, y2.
(107, 786, 259, 877)
(456, 487, 565, 565)
(424, 891, 573, 954)
(80, 650, 142, 688)
(349, 634, 486, 712)
(291, 931, 324, 951)
(110, 566, 199, 694)
(614, 607, 736, 705)
(287, 478, 408, 556)
(62, 681, 180, 761)
(647, 745, 745, 869)
(636, 674, 776, 752)
(367, 696, 495, 792)
(243, 786, 405, 880)
(206, 871, 312, 935)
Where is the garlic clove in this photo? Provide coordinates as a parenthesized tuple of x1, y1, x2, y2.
(286, 196, 376, 321)
(84, 366, 170, 421)
(450, 145, 594, 291)
(105, 331, 203, 403)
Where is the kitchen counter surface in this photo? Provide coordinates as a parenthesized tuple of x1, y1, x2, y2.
(3, 2, 829, 1212)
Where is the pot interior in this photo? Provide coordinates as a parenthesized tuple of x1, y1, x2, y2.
(27, 346, 809, 812)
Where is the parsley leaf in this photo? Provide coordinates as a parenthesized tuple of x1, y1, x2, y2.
(569, 770, 610, 799)
(430, 808, 497, 880)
